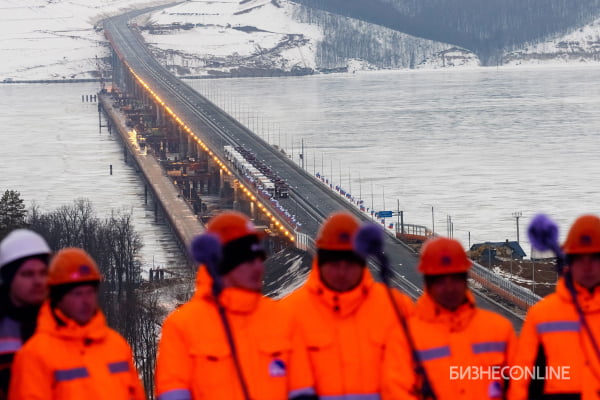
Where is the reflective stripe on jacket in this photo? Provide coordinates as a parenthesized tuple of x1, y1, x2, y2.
(509, 278, 600, 400)
(8, 302, 144, 400)
(0, 316, 22, 400)
(155, 267, 315, 400)
(281, 261, 414, 398)
(383, 291, 516, 400)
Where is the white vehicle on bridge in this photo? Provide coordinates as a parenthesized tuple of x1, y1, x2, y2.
(224, 145, 289, 199)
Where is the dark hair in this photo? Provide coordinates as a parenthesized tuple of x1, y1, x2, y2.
(49, 281, 99, 308)
(317, 249, 366, 267)
(0, 254, 50, 288)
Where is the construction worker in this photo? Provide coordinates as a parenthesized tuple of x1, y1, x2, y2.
(0, 229, 51, 400)
(8, 247, 145, 400)
(509, 214, 600, 400)
(155, 211, 316, 400)
(383, 236, 516, 400)
(282, 211, 414, 398)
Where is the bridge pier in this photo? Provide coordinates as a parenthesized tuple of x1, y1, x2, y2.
(99, 48, 298, 260)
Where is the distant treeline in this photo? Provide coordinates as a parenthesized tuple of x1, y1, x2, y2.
(292, 0, 600, 65)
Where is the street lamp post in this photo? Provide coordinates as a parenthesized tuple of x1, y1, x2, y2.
(513, 211, 522, 244)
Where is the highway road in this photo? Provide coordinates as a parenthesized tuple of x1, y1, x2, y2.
(103, 7, 524, 329)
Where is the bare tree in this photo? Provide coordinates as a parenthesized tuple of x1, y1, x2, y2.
(26, 200, 159, 395)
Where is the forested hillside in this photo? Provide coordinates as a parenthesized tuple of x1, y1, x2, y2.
(292, 0, 600, 64)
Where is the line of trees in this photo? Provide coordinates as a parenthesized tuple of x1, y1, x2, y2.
(293, 0, 600, 65)
(295, 5, 451, 69)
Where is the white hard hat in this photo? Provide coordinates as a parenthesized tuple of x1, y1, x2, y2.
(0, 229, 51, 269)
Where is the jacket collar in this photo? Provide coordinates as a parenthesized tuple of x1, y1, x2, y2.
(415, 290, 476, 332)
(36, 301, 108, 342)
(194, 267, 262, 314)
(305, 260, 373, 317)
(556, 277, 600, 313)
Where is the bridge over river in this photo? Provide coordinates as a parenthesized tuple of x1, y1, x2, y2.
(102, 5, 534, 329)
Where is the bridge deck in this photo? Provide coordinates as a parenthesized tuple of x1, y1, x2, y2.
(100, 94, 204, 247)
(103, 9, 525, 330)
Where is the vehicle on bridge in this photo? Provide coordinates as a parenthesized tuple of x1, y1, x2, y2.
(224, 145, 289, 199)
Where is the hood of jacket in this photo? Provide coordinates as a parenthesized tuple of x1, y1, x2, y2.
(303, 259, 374, 318)
(415, 290, 476, 332)
(556, 276, 600, 313)
(36, 301, 109, 343)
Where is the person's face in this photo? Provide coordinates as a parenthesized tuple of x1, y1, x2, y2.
(9, 258, 48, 307)
(57, 284, 98, 325)
(222, 256, 265, 292)
(319, 259, 365, 292)
(426, 273, 468, 311)
(569, 253, 600, 290)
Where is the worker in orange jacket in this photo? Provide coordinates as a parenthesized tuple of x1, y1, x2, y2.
(8, 247, 145, 400)
(281, 212, 414, 398)
(0, 229, 51, 400)
(155, 211, 316, 400)
(509, 215, 600, 400)
(383, 237, 516, 400)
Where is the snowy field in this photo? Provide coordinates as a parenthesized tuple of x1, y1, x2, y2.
(0, 0, 173, 81)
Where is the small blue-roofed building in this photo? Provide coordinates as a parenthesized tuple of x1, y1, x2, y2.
(469, 239, 526, 264)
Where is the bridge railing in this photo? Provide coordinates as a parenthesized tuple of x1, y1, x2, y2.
(469, 261, 542, 309)
(297, 227, 541, 309)
(295, 231, 315, 253)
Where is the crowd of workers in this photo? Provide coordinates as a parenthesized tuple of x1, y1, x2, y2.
(0, 210, 598, 399)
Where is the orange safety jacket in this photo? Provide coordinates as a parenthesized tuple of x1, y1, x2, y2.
(382, 291, 516, 400)
(155, 267, 316, 400)
(8, 302, 144, 400)
(509, 278, 600, 400)
(280, 261, 414, 399)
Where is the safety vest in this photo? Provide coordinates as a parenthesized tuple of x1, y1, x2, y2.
(281, 261, 414, 399)
(8, 302, 144, 400)
(509, 278, 600, 400)
(382, 291, 516, 400)
(155, 267, 316, 400)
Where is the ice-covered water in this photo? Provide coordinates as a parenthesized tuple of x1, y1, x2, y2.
(0, 82, 185, 273)
(187, 66, 600, 255)
(4, 66, 600, 261)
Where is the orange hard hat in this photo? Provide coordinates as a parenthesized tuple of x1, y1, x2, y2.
(563, 214, 600, 255)
(418, 237, 472, 275)
(316, 212, 360, 251)
(207, 211, 263, 245)
(48, 248, 102, 286)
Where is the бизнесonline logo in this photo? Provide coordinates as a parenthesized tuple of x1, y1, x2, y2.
(449, 366, 571, 381)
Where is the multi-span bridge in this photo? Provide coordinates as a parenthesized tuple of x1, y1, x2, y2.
(102, 6, 538, 328)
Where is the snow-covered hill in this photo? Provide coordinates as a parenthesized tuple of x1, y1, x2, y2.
(1, 0, 600, 82)
(136, 0, 323, 76)
(0, 0, 173, 81)
(138, 0, 478, 77)
(503, 19, 600, 66)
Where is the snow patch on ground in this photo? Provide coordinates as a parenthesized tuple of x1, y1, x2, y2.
(503, 17, 600, 66)
(0, 0, 174, 81)
(137, 0, 322, 76)
(418, 47, 481, 69)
